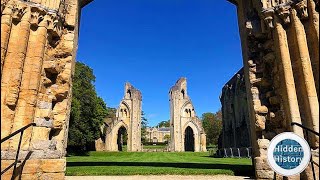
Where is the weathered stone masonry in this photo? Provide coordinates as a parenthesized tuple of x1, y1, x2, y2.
(96, 82, 142, 152)
(169, 78, 207, 152)
(1, 0, 91, 179)
(228, 0, 319, 179)
(220, 68, 251, 149)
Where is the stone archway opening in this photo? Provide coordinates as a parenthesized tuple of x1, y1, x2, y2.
(117, 126, 128, 151)
(184, 126, 195, 152)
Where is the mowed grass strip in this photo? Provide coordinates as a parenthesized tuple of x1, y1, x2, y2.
(143, 145, 167, 149)
(66, 151, 253, 176)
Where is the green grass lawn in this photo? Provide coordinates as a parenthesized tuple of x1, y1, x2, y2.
(66, 151, 254, 176)
(143, 145, 167, 149)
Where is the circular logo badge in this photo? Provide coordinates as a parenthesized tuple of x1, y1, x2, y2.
(267, 132, 311, 176)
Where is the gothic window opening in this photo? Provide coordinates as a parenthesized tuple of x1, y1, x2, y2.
(181, 89, 185, 99)
(127, 90, 132, 99)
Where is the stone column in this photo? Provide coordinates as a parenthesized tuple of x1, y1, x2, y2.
(290, 9, 319, 148)
(304, 0, 319, 98)
(1, 4, 31, 150)
(1, 4, 13, 73)
(273, 18, 304, 138)
(10, 11, 49, 150)
(1, 0, 91, 179)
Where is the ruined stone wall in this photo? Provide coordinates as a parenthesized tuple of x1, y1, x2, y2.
(1, 0, 91, 179)
(103, 82, 142, 152)
(220, 68, 251, 149)
(169, 78, 207, 152)
(228, 0, 319, 179)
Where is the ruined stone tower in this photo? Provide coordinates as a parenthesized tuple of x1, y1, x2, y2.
(169, 78, 206, 152)
(103, 82, 142, 152)
(1, 0, 91, 179)
(227, 0, 319, 179)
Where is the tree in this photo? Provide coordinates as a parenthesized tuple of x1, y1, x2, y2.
(201, 110, 223, 146)
(67, 62, 108, 152)
(164, 134, 170, 143)
(157, 120, 170, 127)
(141, 111, 148, 144)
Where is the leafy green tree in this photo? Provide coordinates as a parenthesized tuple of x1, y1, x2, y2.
(164, 134, 170, 143)
(106, 107, 117, 119)
(67, 62, 108, 152)
(157, 120, 170, 127)
(201, 110, 222, 146)
(141, 111, 148, 143)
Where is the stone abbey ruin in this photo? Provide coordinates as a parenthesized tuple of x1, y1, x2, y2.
(220, 68, 251, 150)
(96, 82, 142, 152)
(96, 79, 206, 153)
(1, 0, 319, 179)
(1, 0, 92, 179)
(169, 78, 207, 152)
(224, 0, 319, 179)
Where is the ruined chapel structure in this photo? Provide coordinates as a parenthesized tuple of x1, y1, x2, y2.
(96, 82, 142, 152)
(228, 0, 319, 179)
(169, 78, 207, 152)
(1, 0, 91, 179)
(220, 68, 251, 149)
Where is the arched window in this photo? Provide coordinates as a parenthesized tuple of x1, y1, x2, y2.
(120, 109, 124, 117)
(127, 90, 132, 99)
(181, 89, 185, 99)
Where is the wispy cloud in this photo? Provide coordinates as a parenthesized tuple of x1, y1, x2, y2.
(146, 113, 158, 119)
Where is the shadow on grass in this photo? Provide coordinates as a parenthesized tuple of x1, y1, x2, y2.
(66, 151, 90, 157)
(67, 161, 254, 176)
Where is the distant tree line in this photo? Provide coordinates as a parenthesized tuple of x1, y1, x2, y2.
(157, 120, 170, 127)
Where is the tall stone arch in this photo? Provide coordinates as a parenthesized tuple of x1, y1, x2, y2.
(103, 82, 142, 152)
(182, 120, 201, 152)
(105, 120, 129, 151)
(1, 0, 92, 179)
(169, 78, 206, 152)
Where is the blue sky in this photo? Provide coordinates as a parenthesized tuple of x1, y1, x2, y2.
(77, 0, 243, 127)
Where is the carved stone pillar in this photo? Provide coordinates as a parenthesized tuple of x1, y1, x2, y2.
(10, 9, 49, 150)
(273, 17, 303, 137)
(1, 3, 31, 149)
(227, 0, 319, 179)
(1, 3, 13, 72)
(290, 9, 319, 148)
(0, 0, 92, 179)
(304, 0, 319, 98)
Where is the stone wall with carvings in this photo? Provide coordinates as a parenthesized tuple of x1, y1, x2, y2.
(228, 0, 319, 179)
(219, 68, 251, 149)
(169, 78, 207, 152)
(1, 0, 91, 179)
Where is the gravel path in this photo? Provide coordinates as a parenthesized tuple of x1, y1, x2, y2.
(66, 175, 253, 180)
